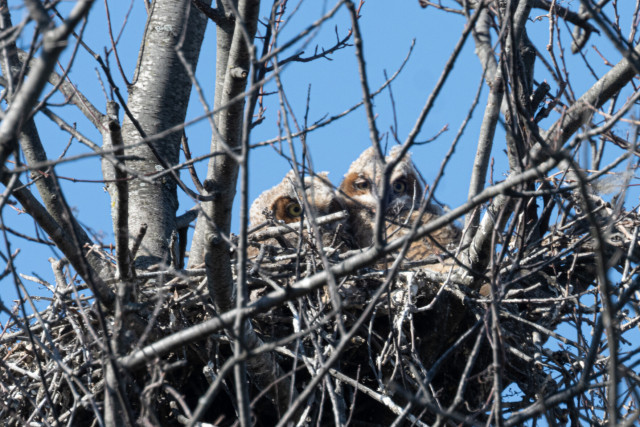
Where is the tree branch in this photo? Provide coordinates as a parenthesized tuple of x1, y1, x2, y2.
(0, 0, 96, 176)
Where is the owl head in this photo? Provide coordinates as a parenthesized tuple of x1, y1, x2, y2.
(250, 170, 344, 227)
(339, 145, 423, 213)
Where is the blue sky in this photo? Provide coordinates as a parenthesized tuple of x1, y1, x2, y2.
(3, 3, 640, 423)
(2, 1, 638, 329)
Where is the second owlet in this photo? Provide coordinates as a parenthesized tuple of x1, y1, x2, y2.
(249, 170, 349, 257)
(339, 146, 461, 272)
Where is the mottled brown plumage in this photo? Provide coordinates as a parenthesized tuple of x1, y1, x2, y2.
(339, 146, 461, 272)
(387, 210, 461, 273)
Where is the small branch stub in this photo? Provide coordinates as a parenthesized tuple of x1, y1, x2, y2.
(230, 66, 248, 79)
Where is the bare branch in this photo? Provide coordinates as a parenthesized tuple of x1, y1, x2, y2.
(0, 0, 96, 174)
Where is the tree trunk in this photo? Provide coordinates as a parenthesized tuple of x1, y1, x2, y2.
(121, 0, 210, 268)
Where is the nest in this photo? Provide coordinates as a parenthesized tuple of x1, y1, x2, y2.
(2, 194, 639, 426)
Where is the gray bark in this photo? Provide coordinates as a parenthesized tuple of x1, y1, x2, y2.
(120, 0, 210, 268)
(194, 0, 259, 313)
(188, 1, 235, 270)
(186, 0, 298, 415)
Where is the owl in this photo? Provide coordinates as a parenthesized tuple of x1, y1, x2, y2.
(339, 146, 460, 272)
(249, 170, 349, 258)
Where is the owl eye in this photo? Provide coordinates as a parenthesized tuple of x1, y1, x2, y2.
(392, 180, 407, 194)
(286, 202, 303, 218)
(354, 178, 370, 191)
